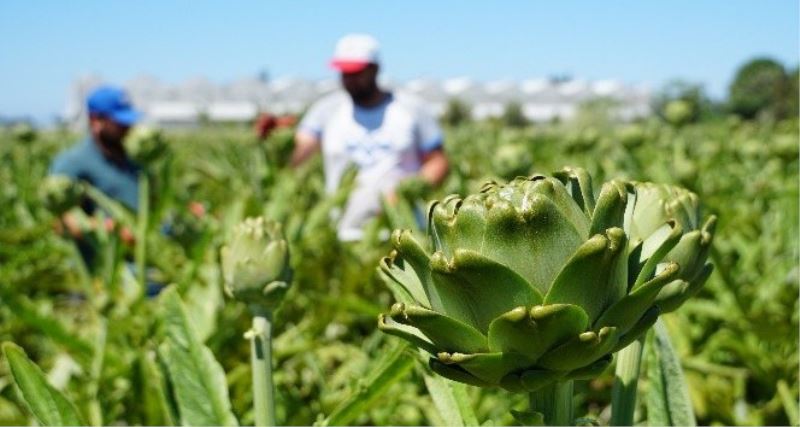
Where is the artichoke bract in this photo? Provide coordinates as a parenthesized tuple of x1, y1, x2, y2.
(221, 217, 292, 314)
(378, 167, 715, 392)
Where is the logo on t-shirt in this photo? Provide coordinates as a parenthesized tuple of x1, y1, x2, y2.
(345, 138, 393, 168)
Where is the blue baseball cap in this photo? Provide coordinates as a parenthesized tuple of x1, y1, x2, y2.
(86, 86, 142, 126)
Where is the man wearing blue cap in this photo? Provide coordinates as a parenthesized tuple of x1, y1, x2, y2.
(51, 86, 143, 211)
(50, 85, 143, 244)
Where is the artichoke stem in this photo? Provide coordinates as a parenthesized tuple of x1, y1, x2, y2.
(529, 380, 574, 426)
(250, 313, 276, 426)
(610, 337, 645, 426)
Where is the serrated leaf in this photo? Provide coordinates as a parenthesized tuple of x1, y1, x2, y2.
(159, 288, 238, 426)
(645, 320, 696, 426)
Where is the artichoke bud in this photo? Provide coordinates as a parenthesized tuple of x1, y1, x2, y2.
(378, 168, 716, 391)
(221, 217, 292, 314)
(40, 175, 84, 215)
(629, 182, 716, 312)
(492, 144, 533, 180)
(126, 126, 168, 164)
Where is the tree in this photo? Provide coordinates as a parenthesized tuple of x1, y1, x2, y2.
(441, 98, 472, 126)
(501, 101, 529, 128)
(728, 57, 792, 120)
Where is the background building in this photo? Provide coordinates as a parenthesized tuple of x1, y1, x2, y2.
(63, 74, 652, 129)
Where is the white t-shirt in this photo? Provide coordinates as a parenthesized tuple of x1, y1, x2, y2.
(299, 90, 443, 241)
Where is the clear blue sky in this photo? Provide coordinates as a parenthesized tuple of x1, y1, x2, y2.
(1, 0, 797, 122)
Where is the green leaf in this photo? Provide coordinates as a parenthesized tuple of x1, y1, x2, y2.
(612, 306, 660, 352)
(553, 167, 595, 216)
(437, 351, 531, 385)
(488, 304, 588, 361)
(645, 320, 696, 426)
(545, 228, 628, 323)
(388, 303, 489, 353)
(633, 221, 683, 287)
(429, 359, 492, 388)
(2, 342, 86, 426)
(318, 343, 415, 426)
(537, 326, 619, 372)
(392, 229, 443, 311)
(422, 371, 479, 426)
(430, 249, 543, 332)
(378, 313, 438, 355)
(481, 188, 586, 294)
(589, 180, 629, 236)
(378, 252, 430, 306)
(595, 263, 678, 333)
(137, 349, 178, 426)
(158, 288, 238, 426)
(0, 285, 94, 362)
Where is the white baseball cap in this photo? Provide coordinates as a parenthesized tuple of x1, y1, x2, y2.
(330, 33, 380, 73)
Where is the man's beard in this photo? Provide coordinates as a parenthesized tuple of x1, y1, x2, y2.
(347, 83, 379, 105)
(97, 128, 124, 148)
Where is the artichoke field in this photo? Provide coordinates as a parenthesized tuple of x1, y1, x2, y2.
(0, 118, 796, 426)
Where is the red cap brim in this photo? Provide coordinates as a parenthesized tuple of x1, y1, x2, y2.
(330, 59, 370, 73)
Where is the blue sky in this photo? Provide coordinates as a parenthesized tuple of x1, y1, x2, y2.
(1, 1, 797, 122)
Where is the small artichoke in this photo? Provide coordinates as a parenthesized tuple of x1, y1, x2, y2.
(221, 217, 292, 314)
(126, 126, 168, 164)
(664, 100, 693, 127)
(492, 144, 533, 180)
(378, 168, 715, 392)
(40, 175, 83, 215)
(627, 183, 716, 313)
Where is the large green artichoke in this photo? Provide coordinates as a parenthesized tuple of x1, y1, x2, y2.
(221, 217, 292, 314)
(377, 168, 715, 392)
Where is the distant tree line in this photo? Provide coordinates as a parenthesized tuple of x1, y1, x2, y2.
(439, 56, 798, 128)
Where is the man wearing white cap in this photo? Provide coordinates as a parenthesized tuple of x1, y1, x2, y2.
(292, 34, 449, 241)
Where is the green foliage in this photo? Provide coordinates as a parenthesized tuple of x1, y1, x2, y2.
(442, 98, 473, 126)
(644, 321, 696, 426)
(501, 102, 529, 128)
(0, 116, 796, 425)
(159, 287, 239, 426)
(2, 342, 86, 426)
(653, 80, 712, 125)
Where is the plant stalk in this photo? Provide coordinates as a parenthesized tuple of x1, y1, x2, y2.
(529, 380, 574, 426)
(610, 337, 645, 426)
(250, 312, 276, 426)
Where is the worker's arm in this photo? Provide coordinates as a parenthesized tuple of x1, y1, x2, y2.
(419, 148, 449, 186)
(290, 130, 321, 167)
(389, 148, 449, 205)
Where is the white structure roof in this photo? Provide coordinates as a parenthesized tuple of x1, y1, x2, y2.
(146, 102, 198, 123)
(64, 74, 652, 127)
(206, 102, 258, 122)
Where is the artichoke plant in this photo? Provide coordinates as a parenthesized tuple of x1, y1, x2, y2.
(378, 167, 715, 394)
(221, 216, 292, 426)
(492, 143, 533, 180)
(221, 216, 292, 315)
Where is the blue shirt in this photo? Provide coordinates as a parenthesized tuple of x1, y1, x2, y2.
(50, 138, 141, 211)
